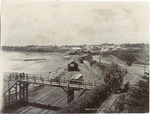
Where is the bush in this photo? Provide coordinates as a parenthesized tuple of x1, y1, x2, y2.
(125, 75, 149, 113)
(103, 63, 126, 92)
(60, 63, 126, 113)
(59, 82, 112, 113)
(102, 50, 136, 66)
(125, 53, 136, 66)
(113, 75, 149, 113)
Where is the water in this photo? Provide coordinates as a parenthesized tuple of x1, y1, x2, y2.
(1, 51, 68, 76)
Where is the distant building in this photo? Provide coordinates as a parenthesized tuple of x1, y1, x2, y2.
(72, 47, 82, 50)
(68, 61, 79, 71)
(100, 48, 109, 52)
(63, 55, 70, 60)
(80, 54, 92, 60)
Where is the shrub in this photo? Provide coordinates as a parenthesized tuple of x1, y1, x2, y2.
(59, 82, 112, 113)
(113, 75, 149, 113)
(102, 50, 136, 66)
(60, 63, 126, 113)
(125, 75, 149, 113)
(103, 63, 125, 92)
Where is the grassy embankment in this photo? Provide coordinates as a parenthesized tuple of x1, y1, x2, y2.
(102, 48, 149, 65)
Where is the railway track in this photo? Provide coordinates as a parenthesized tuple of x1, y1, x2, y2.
(36, 87, 60, 103)
(97, 94, 120, 113)
(16, 87, 60, 113)
(106, 95, 120, 112)
(97, 93, 113, 112)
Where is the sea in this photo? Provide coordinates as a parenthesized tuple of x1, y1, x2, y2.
(1, 51, 68, 77)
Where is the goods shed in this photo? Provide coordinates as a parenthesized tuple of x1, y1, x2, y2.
(68, 61, 79, 71)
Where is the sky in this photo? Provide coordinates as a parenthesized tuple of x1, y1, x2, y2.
(1, 1, 150, 46)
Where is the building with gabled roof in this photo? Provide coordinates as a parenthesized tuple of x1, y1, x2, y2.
(68, 61, 80, 71)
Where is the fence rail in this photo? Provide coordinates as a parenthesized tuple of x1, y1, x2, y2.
(7, 73, 101, 90)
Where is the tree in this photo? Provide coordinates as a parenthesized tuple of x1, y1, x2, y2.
(125, 75, 149, 112)
(59, 83, 112, 113)
(103, 63, 125, 93)
(114, 75, 149, 113)
(126, 53, 136, 66)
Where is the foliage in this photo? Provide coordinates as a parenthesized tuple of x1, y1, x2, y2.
(103, 50, 136, 66)
(60, 83, 112, 113)
(114, 94, 126, 112)
(126, 53, 136, 66)
(125, 75, 149, 113)
(114, 75, 149, 113)
(121, 43, 146, 48)
(103, 63, 126, 92)
(60, 63, 126, 113)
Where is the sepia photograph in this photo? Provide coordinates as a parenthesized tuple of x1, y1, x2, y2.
(1, 0, 149, 113)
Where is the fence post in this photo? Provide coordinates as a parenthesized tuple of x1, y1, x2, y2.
(40, 75, 42, 83)
(79, 83, 80, 88)
(26, 74, 28, 82)
(33, 75, 36, 84)
(47, 76, 49, 82)
(68, 80, 70, 88)
(84, 81, 86, 89)
(12, 73, 14, 80)
(41, 77, 43, 84)
(15, 74, 18, 80)
(64, 78, 65, 83)
(15, 73, 17, 80)
(19, 73, 21, 81)
(58, 78, 60, 85)
(50, 79, 51, 85)
(33, 75, 34, 80)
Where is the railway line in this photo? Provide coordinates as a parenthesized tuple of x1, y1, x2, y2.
(97, 94, 120, 113)
(15, 87, 59, 113)
(3, 58, 102, 113)
(15, 86, 84, 113)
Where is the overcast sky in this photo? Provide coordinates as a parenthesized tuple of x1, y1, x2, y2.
(1, 1, 149, 46)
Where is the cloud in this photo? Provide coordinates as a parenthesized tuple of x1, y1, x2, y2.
(1, 2, 149, 46)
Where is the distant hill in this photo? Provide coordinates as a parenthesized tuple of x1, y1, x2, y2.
(2, 46, 66, 53)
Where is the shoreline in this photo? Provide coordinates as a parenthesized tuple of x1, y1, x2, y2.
(2, 51, 78, 77)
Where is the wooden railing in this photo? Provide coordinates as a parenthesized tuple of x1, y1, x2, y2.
(7, 73, 101, 90)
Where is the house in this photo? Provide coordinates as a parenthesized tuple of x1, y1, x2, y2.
(68, 61, 79, 71)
